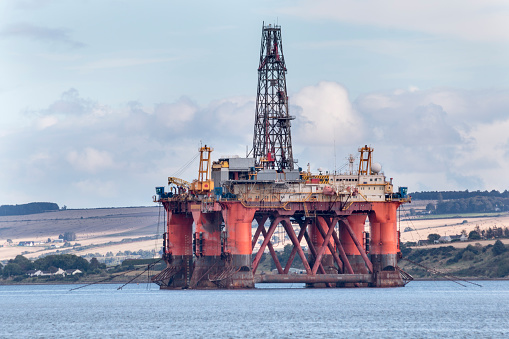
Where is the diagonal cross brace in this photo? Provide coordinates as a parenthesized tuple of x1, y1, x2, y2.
(303, 228, 328, 275)
(311, 217, 337, 274)
(281, 218, 312, 274)
(252, 217, 281, 274)
(252, 215, 268, 250)
(283, 221, 307, 274)
(341, 219, 373, 273)
(315, 217, 352, 274)
(261, 226, 284, 274)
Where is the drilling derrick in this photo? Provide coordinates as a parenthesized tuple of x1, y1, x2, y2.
(252, 23, 294, 170)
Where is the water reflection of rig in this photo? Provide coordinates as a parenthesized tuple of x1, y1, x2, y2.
(152, 23, 412, 289)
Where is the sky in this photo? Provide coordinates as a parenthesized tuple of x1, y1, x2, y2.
(1, 0, 509, 208)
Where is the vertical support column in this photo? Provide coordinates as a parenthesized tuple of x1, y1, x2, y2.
(379, 204, 399, 270)
(369, 202, 404, 287)
(368, 213, 382, 273)
(189, 208, 223, 288)
(162, 210, 193, 289)
(342, 214, 369, 274)
(222, 202, 256, 288)
(370, 202, 400, 270)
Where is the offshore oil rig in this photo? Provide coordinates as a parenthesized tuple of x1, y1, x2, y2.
(152, 24, 411, 289)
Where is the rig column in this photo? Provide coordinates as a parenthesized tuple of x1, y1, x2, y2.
(189, 208, 224, 288)
(160, 210, 193, 289)
(343, 214, 369, 274)
(222, 202, 256, 288)
(368, 213, 382, 272)
(369, 202, 404, 287)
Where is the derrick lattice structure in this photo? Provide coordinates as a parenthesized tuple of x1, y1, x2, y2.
(252, 24, 294, 171)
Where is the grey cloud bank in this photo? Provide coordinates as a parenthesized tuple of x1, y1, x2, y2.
(2, 84, 509, 208)
(0, 1, 508, 208)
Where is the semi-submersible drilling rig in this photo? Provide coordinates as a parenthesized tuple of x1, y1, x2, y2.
(152, 24, 412, 289)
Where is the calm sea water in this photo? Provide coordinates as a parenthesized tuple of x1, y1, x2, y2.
(0, 281, 508, 338)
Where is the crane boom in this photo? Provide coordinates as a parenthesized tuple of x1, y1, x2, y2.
(168, 177, 191, 188)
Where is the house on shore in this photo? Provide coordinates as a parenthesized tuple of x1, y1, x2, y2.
(26, 270, 42, 277)
(65, 269, 83, 275)
(439, 234, 468, 243)
(26, 268, 81, 277)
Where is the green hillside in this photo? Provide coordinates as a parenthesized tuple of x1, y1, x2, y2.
(399, 240, 509, 279)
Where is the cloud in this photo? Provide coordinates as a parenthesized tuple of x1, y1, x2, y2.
(73, 179, 117, 198)
(280, 0, 509, 42)
(2, 85, 509, 207)
(153, 97, 199, 134)
(36, 115, 58, 130)
(26, 88, 102, 130)
(292, 81, 363, 146)
(45, 88, 95, 116)
(0, 88, 255, 207)
(67, 148, 115, 173)
(352, 86, 509, 191)
(0, 23, 85, 48)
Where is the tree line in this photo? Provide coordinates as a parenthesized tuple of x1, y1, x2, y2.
(410, 190, 509, 201)
(1, 254, 105, 279)
(425, 196, 509, 214)
(423, 225, 509, 244)
(0, 202, 59, 216)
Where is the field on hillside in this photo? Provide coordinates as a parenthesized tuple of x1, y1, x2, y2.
(400, 213, 509, 243)
(0, 206, 163, 262)
(2, 202, 509, 265)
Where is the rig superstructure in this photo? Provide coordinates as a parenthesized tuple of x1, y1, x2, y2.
(152, 24, 411, 289)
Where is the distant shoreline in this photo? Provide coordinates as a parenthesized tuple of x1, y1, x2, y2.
(2, 276, 507, 287)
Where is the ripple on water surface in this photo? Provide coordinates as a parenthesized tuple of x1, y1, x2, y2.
(0, 281, 508, 338)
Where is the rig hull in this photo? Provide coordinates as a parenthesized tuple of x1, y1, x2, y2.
(153, 197, 410, 289)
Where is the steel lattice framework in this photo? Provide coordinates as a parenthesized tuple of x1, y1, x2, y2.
(252, 24, 294, 170)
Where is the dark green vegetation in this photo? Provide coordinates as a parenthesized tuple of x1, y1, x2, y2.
(399, 240, 509, 279)
(60, 232, 77, 241)
(429, 197, 509, 214)
(411, 190, 509, 201)
(257, 244, 306, 273)
(413, 212, 504, 219)
(1, 254, 106, 282)
(0, 254, 162, 284)
(0, 202, 59, 216)
(121, 258, 163, 267)
(410, 190, 509, 215)
(255, 242, 509, 279)
(45, 236, 159, 265)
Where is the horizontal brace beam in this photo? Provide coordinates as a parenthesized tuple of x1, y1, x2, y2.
(254, 274, 374, 284)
